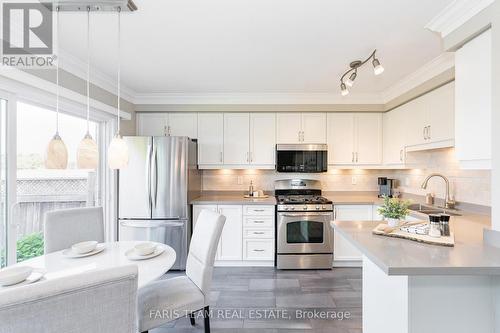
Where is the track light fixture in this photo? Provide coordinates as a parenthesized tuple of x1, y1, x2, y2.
(339, 49, 384, 96)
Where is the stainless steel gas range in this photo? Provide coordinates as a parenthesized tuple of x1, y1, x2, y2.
(275, 179, 333, 269)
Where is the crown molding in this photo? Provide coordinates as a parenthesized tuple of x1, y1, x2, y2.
(133, 92, 385, 105)
(381, 52, 455, 104)
(425, 0, 494, 37)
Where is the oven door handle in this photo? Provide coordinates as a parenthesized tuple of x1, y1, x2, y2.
(279, 213, 333, 217)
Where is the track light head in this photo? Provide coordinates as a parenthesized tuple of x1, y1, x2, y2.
(372, 58, 384, 75)
(345, 71, 357, 87)
(340, 82, 349, 96)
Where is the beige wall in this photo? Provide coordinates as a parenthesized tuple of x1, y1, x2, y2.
(201, 148, 491, 207)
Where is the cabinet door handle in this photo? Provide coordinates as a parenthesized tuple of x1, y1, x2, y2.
(253, 249, 265, 252)
(427, 125, 431, 140)
(220, 152, 223, 163)
(356, 152, 358, 163)
(250, 152, 253, 163)
(246, 152, 249, 163)
(253, 232, 265, 235)
(252, 220, 265, 223)
(168, 126, 171, 136)
(400, 149, 403, 162)
(253, 209, 265, 212)
(164, 125, 168, 136)
(423, 126, 426, 140)
(352, 152, 355, 163)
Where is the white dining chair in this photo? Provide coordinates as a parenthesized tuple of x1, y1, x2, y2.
(137, 209, 226, 333)
(0, 265, 138, 333)
(43, 206, 105, 253)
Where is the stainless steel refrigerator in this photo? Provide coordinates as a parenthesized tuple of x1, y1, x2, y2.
(118, 136, 201, 270)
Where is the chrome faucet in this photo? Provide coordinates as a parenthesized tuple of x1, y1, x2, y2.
(421, 173, 455, 209)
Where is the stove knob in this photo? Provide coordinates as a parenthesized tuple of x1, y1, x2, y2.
(322, 205, 326, 210)
(290, 206, 295, 211)
(303, 205, 308, 210)
(316, 205, 320, 210)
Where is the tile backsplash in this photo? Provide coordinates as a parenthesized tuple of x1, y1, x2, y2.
(201, 148, 491, 207)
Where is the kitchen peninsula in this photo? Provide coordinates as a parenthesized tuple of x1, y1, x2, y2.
(332, 212, 498, 333)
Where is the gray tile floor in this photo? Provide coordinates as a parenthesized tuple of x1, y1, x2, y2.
(152, 267, 362, 333)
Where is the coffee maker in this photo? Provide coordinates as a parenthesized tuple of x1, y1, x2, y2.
(378, 177, 395, 198)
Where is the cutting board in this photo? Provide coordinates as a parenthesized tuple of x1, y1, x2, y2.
(372, 223, 455, 247)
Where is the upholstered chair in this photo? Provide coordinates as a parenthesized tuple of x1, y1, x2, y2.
(137, 209, 226, 333)
(0, 265, 138, 333)
(43, 206, 105, 253)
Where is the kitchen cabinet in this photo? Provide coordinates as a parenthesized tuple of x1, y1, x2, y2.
(276, 113, 326, 144)
(224, 113, 250, 165)
(218, 205, 243, 261)
(455, 29, 491, 169)
(192, 204, 274, 265)
(198, 113, 224, 165)
(249, 113, 276, 166)
(327, 113, 382, 165)
(383, 104, 408, 165)
(137, 113, 166, 136)
(137, 113, 197, 138)
(404, 82, 455, 151)
(333, 205, 373, 264)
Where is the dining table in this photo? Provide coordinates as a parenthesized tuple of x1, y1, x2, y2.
(5, 241, 176, 289)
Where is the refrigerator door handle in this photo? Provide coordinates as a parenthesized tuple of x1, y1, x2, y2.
(146, 143, 153, 209)
(151, 146, 158, 209)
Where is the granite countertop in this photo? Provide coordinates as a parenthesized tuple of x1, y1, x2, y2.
(331, 211, 497, 276)
(191, 192, 276, 205)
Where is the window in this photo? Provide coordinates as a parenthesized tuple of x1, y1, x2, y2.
(14, 102, 101, 262)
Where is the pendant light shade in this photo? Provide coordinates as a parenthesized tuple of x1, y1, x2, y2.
(45, 7, 68, 169)
(108, 7, 128, 169)
(45, 133, 68, 169)
(108, 134, 128, 169)
(77, 7, 99, 169)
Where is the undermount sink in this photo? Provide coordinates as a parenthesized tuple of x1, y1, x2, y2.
(407, 204, 461, 216)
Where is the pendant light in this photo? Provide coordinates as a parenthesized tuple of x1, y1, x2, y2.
(45, 6, 68, 169)
(77, 7, 99, 169)
(108, 7, 129, 170)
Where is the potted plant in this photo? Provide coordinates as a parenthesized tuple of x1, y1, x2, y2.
(377, 196, 411, 227)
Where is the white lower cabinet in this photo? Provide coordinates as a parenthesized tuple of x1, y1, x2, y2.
(192, 204, 274, 265)
(333, 205, 373, 264)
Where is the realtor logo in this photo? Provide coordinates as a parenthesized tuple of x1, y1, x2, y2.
(2, 2, 53, 55)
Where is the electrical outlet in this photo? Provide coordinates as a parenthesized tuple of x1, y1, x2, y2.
(351, 176, 357, 185)
(237, 176, 243, 185)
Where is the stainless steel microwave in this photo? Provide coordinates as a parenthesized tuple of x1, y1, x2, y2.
(276, 144, 328, 173)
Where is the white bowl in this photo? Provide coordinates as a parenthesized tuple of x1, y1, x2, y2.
(0, 266, 33, 286)
(71, 241, 98, 254)
(134, 242, 156, 256)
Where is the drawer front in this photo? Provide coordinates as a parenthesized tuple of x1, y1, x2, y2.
(244, 216, 274, 228)
(243, 228, 274, 239)
(243, 240, 274, 260)
(243, 205, 275, 216)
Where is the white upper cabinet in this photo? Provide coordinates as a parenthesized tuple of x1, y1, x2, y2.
(198, 113, 224, 165)
(383, 104, 408, 165)
(356, 114, 382, 165)
(455, 29, 491, 169)
(327, 113, 382, 165)
(224, 113, 250, 165)
(327, 113, 355, 164)
(301, 113, 327, 143)
(276, 113, 302, 143)
(404, 82, 455, 150)
(137, 113, 197, 138)
(276, 113, 326, 144)
(168, 113, 198, 138)
(137, 113, 167, 136)
(250, 113, 276, 166)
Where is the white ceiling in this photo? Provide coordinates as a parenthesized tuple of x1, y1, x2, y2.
(57, 0, 454, 99)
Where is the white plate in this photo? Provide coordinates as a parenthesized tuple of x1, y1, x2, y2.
(62, 244, 105, 258)
(0, 269, 46, 289)
(125, 245, 165, 261)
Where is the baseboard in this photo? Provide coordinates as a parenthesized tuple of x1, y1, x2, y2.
(333, 260, 362, 268)
(214, 260, 274, 267)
